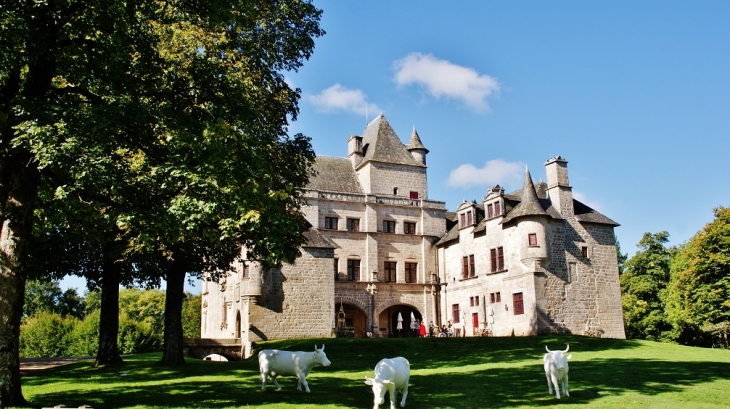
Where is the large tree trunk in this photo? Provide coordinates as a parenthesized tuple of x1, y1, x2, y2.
(95, 259, 123, 366)
(161, 256, 186, 366)
(0, 154, 39, 407)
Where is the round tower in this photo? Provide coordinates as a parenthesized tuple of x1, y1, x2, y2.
(405, 127, 429, 166)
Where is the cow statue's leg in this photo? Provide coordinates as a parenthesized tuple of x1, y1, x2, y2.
(399, 384, 409, 407)
(271, 374, 282, 391)
(261, 371, 268, 391)
(551, 374, 561, 399)
(562, 375, 570, 398)
(545, 370, 553, 396)
(296, 370, 311, 393)
(387, 383, 397, 409)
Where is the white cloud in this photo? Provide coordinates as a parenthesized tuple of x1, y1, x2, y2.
(393, 53, 500, 111)
(447, 159, 524, 188)
(306, 83, 382, 115)
(573, 191, 603, 212)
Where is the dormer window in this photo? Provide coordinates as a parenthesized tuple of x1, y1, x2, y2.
(459, 210, 474, 228)
(487, 201, 502, 220)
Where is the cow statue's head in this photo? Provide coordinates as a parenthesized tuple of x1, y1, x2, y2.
(544, 345, 572, 369)
(313, 344, 331, 367)
(364, 376, 390, 408)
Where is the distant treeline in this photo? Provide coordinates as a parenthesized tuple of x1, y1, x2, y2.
(20, 284, 200, 358)
(620, 206, 729, 348)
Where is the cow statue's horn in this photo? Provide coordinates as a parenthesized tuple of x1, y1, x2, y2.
(545, 345, 551, 353)
(564, 345, 569, 353)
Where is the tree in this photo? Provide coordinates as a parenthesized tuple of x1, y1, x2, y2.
(182, 293, 201, 339)
(620, 232, 673, 341)
(23, 279, 84, 320)
(666, 207, 730, 348)
(1, 1, 323, 402)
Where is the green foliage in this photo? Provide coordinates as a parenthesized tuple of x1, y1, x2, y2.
(620, 231, 673, 341)
(65, 310, 100, 357)
(24, 279, 86, 320)
(666, 207, 730, 348)
(182, 293, 201, 339)
(20, 287, 183, 357)
(20, 311, 78, 358)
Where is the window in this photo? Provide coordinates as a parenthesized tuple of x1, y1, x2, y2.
(404, 222, 416, 235)
(487, 203, 494, 218)
(452, 304, 460, 323)
(490, 247, 505, 272)
(334, 258, 339, 281)
(490, 292, 502, 303)
(463, 255, 476, 278)
(384, 261, 396, 283)
(405, 262, 417, 283)
(393, 187, 398, 195)
(475, 295, 479, 306)
(324, 217, 338, 230)
(470, 297, 474, 307)
(347, 259, 360, 281)
(460, 211, 473, 227)
(241, 263, 250, 279)
(494, 201, 501, 216)
(410, 191, 419, 206)
(581, 246, 589, 258)
(347, 218, 360, 232)
(528, 233, 538, 247)
(513, 292, 524, 315)
(383, 220, 396, 233)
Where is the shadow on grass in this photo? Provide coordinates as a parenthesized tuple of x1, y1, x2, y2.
(22, 335, 729, 408)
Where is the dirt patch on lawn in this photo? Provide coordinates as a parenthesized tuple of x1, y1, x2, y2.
(20, 357, 94, 374)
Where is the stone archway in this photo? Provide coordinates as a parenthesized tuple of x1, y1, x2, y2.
(375, 303, 423, 338)
(334, 301, 368, 338)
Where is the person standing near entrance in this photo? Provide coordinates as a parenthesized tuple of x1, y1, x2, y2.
(419, 321, 426, 338)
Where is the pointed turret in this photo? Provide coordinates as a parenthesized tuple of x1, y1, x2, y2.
(356, 114, 425, 170)
(502, 166, 548, 224)
(406, 127, 429, 166)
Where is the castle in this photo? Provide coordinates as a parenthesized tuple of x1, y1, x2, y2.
(200, 114, 625, 357)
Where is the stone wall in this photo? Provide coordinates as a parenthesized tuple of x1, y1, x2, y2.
(248, 247, 335, 341)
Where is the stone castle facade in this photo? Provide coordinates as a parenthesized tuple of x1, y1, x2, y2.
(200, 114, 625, 356)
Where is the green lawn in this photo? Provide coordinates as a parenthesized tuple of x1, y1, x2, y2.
(19, 335, 730, 408)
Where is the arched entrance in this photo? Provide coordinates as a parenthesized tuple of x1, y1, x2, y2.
(380, 305, 422, 338)
(334, 302, 368, 338)
(235, 310, 241, 339)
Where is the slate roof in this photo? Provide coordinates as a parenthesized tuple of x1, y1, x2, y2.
(405, 127, 429, 153)
(573, 200, 620, 226)
(307, 155, 363, 194)
(357, 114, 425, 169)
(501, 168, 550, 224)
(435, 212, 460, 246)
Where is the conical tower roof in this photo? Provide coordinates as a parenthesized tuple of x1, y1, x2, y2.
(357, 114, 425, 169)
(405, 127, 429, 153)
(501, 166, 548, 223)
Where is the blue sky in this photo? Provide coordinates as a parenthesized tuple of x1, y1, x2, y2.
(61, 1, 730, 294)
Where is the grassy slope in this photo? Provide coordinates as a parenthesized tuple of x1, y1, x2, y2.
(20, 335, 730, 408)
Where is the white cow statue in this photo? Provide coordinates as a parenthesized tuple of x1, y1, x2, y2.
(364, 357, 410, 409)
(258, 344, 331, 393)
(543, 345, 572, 399)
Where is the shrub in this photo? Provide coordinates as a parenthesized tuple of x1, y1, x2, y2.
(20, 311, 78, 357)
